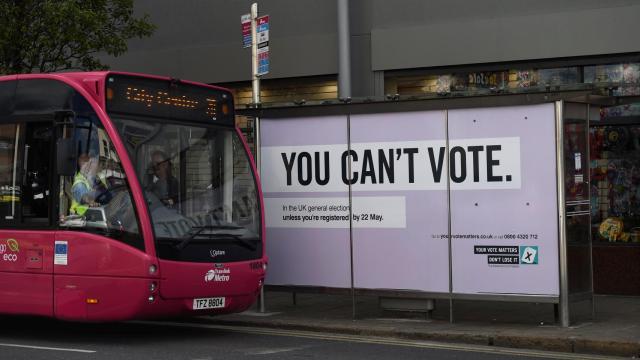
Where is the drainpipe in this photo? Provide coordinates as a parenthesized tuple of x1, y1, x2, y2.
(337, 0, 351, 100)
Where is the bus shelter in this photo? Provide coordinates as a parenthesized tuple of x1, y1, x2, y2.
(241, 91, 608, 327)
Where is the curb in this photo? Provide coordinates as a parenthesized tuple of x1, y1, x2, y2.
(208, 317, 640, 358)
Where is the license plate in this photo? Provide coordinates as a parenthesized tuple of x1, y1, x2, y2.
(193, 297, 225, 310)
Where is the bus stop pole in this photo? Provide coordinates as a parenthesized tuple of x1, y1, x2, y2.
(250, 2, 265, 314)
(251, 2, 260, 109)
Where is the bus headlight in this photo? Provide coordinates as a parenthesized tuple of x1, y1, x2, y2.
(149, 264, 157, 275)
(149, 282, 157, 292)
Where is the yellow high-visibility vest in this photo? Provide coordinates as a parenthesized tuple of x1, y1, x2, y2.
(70, 172, 106, 216)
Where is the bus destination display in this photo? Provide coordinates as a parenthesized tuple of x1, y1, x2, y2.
(105, 74, 234, 125)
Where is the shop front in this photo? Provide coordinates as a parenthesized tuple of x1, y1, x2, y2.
(590, 103, 640, 295)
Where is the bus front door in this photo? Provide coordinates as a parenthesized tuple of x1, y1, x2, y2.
(0, 121, 56, 317)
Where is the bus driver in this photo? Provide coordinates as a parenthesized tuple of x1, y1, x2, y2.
(70, 154, 110, 215)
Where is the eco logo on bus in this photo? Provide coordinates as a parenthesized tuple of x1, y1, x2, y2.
(6, 239, 19, 252)
(0, 239, 19, 262)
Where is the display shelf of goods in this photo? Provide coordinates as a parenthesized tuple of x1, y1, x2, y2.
(590, 124, 640, 245)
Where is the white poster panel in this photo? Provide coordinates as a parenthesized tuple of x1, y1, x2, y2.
(449, 104, 559, 296)
(349, 111, 450, 292)
(261, 116, 351, 288)
(260, 104, 559, 297)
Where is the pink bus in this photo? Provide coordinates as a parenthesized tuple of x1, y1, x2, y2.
(0, 72, 266, 321)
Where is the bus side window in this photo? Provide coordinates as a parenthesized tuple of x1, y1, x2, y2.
(0, 121, 54, 226)
(0, 124, 21, 222)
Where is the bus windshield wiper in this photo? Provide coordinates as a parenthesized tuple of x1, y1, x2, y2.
(209, 233, 259, 251)
(196, 224, 244, 230)
(174, 225, 252, 250)
(174, 226, 208, 250)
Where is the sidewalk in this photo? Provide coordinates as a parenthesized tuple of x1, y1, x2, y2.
(210, 291, 640, 358)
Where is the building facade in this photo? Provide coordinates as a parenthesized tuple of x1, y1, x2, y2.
(105, 0, 640, 296)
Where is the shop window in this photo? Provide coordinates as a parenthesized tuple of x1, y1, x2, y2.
(507, 67, 579, 89)
(584, 63, 640, 96)
(538, 67, 580, 86)
(590, 121, 640, 244)
(451, 71, 509, 92)
(602, 103, 640, 119)
(391, 67, 581, 96)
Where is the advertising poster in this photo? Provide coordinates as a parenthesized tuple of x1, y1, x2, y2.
(448, 104, 559, 296)
(261, 103, 559, 297)
(261, 116, 351, 288)
(349, 111, 449, 292)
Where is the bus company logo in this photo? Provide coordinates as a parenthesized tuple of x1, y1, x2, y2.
(209, 249, 225, 259)
(204, 268, 231, 282)
(520, 246, 539, 265)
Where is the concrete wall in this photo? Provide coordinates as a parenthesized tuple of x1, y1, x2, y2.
(371, 0, 640, 71)
(106, 0, 339, 83)
(105, 0, 640, 95)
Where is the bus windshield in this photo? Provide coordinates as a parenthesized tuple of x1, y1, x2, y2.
(111, 117, 261, 263)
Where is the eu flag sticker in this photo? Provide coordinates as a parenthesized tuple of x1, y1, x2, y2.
(520, 246, 538, 265)
(54, 241, 68, 265)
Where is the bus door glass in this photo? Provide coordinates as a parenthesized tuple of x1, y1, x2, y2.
(0, 120, 54, 317)
(23, 121, 53, 221)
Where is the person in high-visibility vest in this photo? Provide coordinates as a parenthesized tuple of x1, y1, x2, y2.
(70, 154, 110, 216)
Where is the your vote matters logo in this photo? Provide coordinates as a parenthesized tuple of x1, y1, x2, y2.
(519, 246, 538, 265)
(474, 245, 539, 266)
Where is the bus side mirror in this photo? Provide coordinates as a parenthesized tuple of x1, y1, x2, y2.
(57, 138, 77, 176)
(54, 110, 77, 176)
